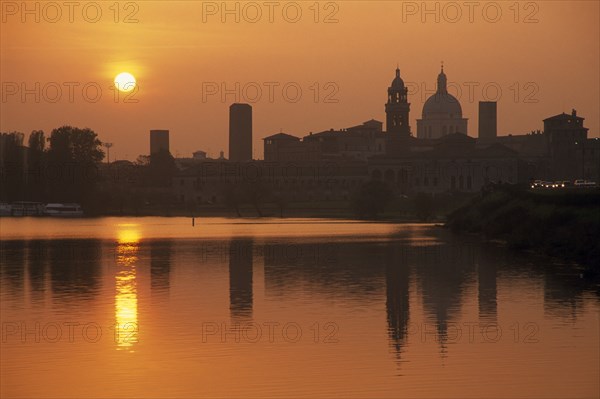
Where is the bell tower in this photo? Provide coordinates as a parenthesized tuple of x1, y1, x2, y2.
(385, 67, 411, 136)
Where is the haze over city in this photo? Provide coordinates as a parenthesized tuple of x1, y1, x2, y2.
(1, 1, 599, 160)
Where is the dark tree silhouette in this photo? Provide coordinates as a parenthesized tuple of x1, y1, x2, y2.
(46, 126, 104, 203)
(27, 130, 46, 200)
(0, 132, 26, 201)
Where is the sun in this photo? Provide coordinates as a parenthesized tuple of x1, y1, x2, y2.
(114, 72, 136, 92)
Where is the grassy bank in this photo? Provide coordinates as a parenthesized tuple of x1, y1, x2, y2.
(446, 186, 600, 272)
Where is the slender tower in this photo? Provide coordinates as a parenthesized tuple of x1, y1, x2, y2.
(229, 103, 253, 161)
(385, 67, 411, 137)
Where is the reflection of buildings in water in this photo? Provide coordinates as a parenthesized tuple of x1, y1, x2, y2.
(385, 244, 410, 360)
(229, 239, 253, 319)
(27, 240, 47, 299)
(48, 239, 102, 300)
(477, 253, 498, 323)
(412, 242, 476, 356)
(115, 226, 140, 349)
(262, 241, 384, 298)
(542, 265, 585, 321)
(0, 240, 26, 294)
(150, 240, 172, 295)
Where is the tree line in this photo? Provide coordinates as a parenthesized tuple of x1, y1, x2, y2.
(0, 126, 104, 204)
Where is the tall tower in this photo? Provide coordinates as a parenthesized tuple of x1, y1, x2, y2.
(229, 103, 253, 161)
(478, 101, 497, 142)
(385, 67, 411, 136)
(150, 130, 169, 155)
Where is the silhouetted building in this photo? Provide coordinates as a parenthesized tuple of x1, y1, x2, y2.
(370, 133, 525, 193)
(578, 138, 600, 182)
(478, 101, 497, 142)
(263, 120, 387, 162)
(193, 150, 207, 160)
(544, 109, 589, 180)
(229, 103, 252, 162)
(150, 130, 169, 155)
(174, 66, 597, 203)
(263, 132, 305, 161)
(417, 66, 468, 139)
(385, 67, 411, 137)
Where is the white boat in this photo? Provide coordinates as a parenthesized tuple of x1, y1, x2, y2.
(44, 203, 84, 217)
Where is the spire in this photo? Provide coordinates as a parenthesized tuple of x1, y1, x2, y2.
(396, 65, 400, 77)
(437, 64, 447, 94)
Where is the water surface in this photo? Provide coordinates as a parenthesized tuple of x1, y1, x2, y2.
(1, 217, 598, 398)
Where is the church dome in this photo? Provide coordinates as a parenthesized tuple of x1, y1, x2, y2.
(422, 67, 463, 118)
(390, 67, 405, 90)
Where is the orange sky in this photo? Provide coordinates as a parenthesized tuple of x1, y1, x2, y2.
(1, 1, 598, 160)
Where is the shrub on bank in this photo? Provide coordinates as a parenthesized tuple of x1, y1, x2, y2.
(447, 185, 600, 271)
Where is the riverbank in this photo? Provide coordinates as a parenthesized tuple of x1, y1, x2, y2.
(72, 191, 476, 222)
(446, 186, 600, 273)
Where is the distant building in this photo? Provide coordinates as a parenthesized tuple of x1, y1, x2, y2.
(385, 67, 411, 137)
(229, 103, 252, 162)
(263, 120, 387, 162)
(193, 150, 207, 160)
(478, 101, 497, 142)
(544, 109, 590, 180)
(150, 130, 169, 155)
(173, 159, 368, 205)
(173, 66, 598, 206)
(417, 66, 468, 139)
(578, 138, 600, 182)
(263, 133, 305, 162)
(370, 134, 525, 194)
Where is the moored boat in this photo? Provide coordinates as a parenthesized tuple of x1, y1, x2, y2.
(0, 203, 11, 216)
(10, 202, 45, 216)
(44, 203, 84, 217)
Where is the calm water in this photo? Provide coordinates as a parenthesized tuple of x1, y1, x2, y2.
(1, 217, 598, 398)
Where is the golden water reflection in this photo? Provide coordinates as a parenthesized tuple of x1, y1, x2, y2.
(114, 225, 140, 350)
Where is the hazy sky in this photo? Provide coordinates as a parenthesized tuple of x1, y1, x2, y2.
(1, 1, 598, 160)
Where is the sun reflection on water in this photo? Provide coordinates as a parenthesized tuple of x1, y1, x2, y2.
(115, 225, 140, 350)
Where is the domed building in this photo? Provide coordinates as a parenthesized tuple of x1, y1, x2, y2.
(417, 66, 468, 139)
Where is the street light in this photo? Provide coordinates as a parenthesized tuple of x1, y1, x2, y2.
(103, 142, 113, 164)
